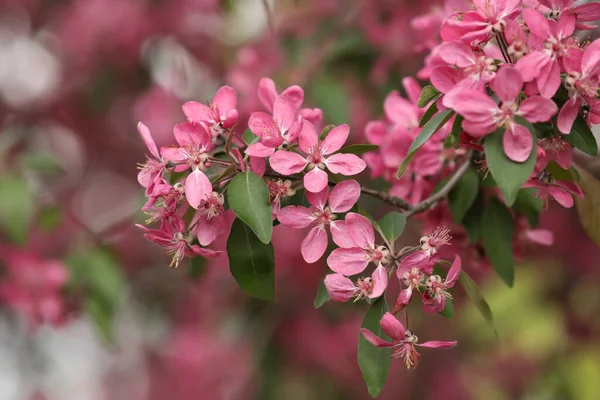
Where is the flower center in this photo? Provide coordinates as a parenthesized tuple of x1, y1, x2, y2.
(313, 207, 335, 226)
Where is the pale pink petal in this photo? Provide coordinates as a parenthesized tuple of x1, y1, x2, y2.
(250, 156, 267, 176)
(329, 179, 361, 213)
(461, 119, 497, 136)
(503, 125, 533, 162)
(445, 255, 461, 287)
(515, 51, 550, 82)
(394, 287, 413, 312)
(298, 120, 319, 153)
(438, 41, 474, 68)
(557, 96, 582, 134)
(346, 212, 375, 249)
(325, 153, 367, 175)
(258, 78, 277, 111)
(365, 121, 387, 145)
(137, 122, 159, 158)
(196, 216, 220, 246)
(280, 85, 304, 111)
(379, 312, 405, 342)
(522, 8, 552, 39)
(452, 90, 498, 122)
(273, 94, 297, 132)
(518, 96, 558, 123)
(555, 180, 584, 198)
(299, 108, 323, 126)
(322, 124, 350, 155)
(525, 229, 554, 246)
(324, 273, 356, 302)
(330, 221, 355, 248)
(398, 251, 437, 275)
(182, 101, 212, 123)
(490, 66, 523, 103)
(269, 151, 307, 175)
(248, 112, 278, 138)
(574, 3, 600, 22)
(301, 226, 328, 263)
(417, 341, 457, 349)
(384, 91, 415, 125)
(185, 169, 212, 209)
(582, 39, 600, 77)
(306, 186, 329, 208)
(548, 185, 574, 207)
(174, 122, 207, 146)
(189, 245, 222, 259)
(222, 109, 239, 129)
(277, 206, 314, 228)
(360, 328, 394, 348)
(368, 265, 388, 299)
(213, 85, 237, 113)
(245, 142, 276, 157)
(304, 167, 329, 193)
(430, 66, 463, 94)
(327, 247, 369, 275)
(402, 77, 422, 104)
(555, 10, 576, 37)
(537, 60, 561, 99)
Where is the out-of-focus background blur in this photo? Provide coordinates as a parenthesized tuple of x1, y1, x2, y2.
(1, 0, 600, 399)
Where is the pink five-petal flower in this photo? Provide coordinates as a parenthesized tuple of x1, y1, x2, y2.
(422, 255, 461, 313)
(361, 312, 457, 369)
(453, 66, 557, 162)
(538, 0, 600, 30)
(276, 180, 361, 263)
(182, 85, 239, 137)
(257, 78, 323, 127)
(327, 213, 391, 276)
(247, 91, 304, 149)
(324, 264, 388, 302)
(270, 121, 366, 193)
(398, 226, 452, 275)
(192, 192, 227, 246)
(160, 122, 213, 172)
(523, 173, 584, 208)
(516, 9, 575, 99)
(394, 266, 425, 312)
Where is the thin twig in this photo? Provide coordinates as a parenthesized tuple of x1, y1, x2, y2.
(404, 151, 473, 218)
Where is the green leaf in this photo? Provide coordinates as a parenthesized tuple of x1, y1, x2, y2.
(358, 297, 391, 398)
(418, 101, 438, 128)
(377, 211, 406, 244)
(462, 193, 484, 243)
(513, 188, 542, 227)
(336, 144, 379, 155)
(38, 205, 62, 232)
(417, 85, 441, 108)
(310, 75, 349, 125)
(445, 115, 464, 148)
(397, 110, 454, 178)
(0, 174, 34, 244)
(227, 171, 273, 244)
(564, 115, 598, 156)
(481, 199, 515, 287)
(85, 294, 116, 344)
(243, 129, 259, 145)
(227, 218, 275, 301)
(439, 298, 454, 318)
(546, 160, 578, 182)
(448, 168, 480, 222)
(319, 124, 336, 140)
(484, 127, 537, 206)
(574, 165, 600, 249)
(19, 153, 62, 174)
(458, 271, 497, 336)
(314, 278, 330, 308)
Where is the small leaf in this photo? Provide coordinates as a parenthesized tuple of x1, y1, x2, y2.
(319, 124, 336, 140)
(227, 171, 273, 244)
(448, 168, 480, 222)
(243, 129, 259, 145)
(336, 144, 379, 155)
(377, 211, 406, 244)
(444, 115, 464, 148)
(0, 174, 34, 244)
(439, 298, 454, 318)
(461, 192, 484, 243)
(574, 165, 600, 248)
(314, 279, 330, 308)
(358, 297, 391, 398)
(227, 218, 275, 301)
(564, 115, 598, 156)
(484, 127, 537, 206)
(458, 271, 497, 336)
(513, 188, 542, 227)
(418, 101, 438, 128)
(546, 161, 578, 182)
(397, 110, 454, 178)
(481, 198, 515, 287)
(417, 85, 441, 108)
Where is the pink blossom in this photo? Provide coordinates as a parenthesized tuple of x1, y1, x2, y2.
(394, 266, 425, 312)
(324, 264, 388, 302)
(537, 136, 573, 169)
(515, 9, 576, 98)
(137, 122, 166, 196)
(538, 0, 600, 30)
(398, 226, 452, 274)
(523, 171, 583, 208)
(327, 212, 392, 276)
(142, 179, 185, 223)
(136, 217, 221, 268)
(558, 39, 600, 133)
(453, 66, 558, 162)
(192, 192, 228, 246)
(270, 121, 366, 193)
(361, 312, 457, 369)
(267, 179, 296, 218)
(422, 255, 461, 313)
(257, 77, 323, 127)
(182, 85, 239, 138)
(276, 180, 361, 263)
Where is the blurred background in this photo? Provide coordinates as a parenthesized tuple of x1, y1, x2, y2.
(1, 0, 600, 399)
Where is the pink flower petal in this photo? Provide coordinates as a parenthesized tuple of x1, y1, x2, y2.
(322, 124, 350, 155)
(394, 287, 413, 312)
(522, 8, 552, 39)
(430, 66, 463, 94)
(368, 265, 388, 299)
(306, 186, 329, 208)
(174, 122, 209, 147)
(555, 180, 584, 198)
(280, 85, 304, 111)
(190, 245, 222, 259)
(503, 125, 533, 162)
(365, 121, 387, 146)
(196, 216, 220, 246)
(417, 340, 457, 349)
(438, 41, 474, 68)
(360, 328, 394, 348)
(273, 93, 297, 133)
(137, 122, 159, 158)
(537, 60, 561, 99)
(346, 212, 375, 249)
(269, 151, 307, 175)
(445, 255, 461, 287)
(525, 229, 554, 246)
(548, 185, 574, 208)
(182, 101, 212, 124)
(452, 90, 498, 122)
(213, 85, 237, 114)
(248, 112, 278, 139)
(329, 179, 360, 213)
(304, 167, 329, 193)
(490, 66, 523, 103)
(245, 142, 276, 157)
(518, 96, 558, 123)
(277, 206, 314, 228)
(515, 51, 550, 82)
(581, 39, 600, 77)
(327, 247, 369, 275)
(298, 120, 319, 153)
(402, 77, 422, 104)
(258, 78, 277, 111)
(324, 273, 356, 302)
(384, 91, 415, 126)
(301, 226, 329, 263)
(379, 312, 405, 342)
(185, 169, 212, 209)
(250, 156, 267, 176)
(325, 153, 367, 175)
(557, 96, 582, 134)
(330, 221, 355, 248)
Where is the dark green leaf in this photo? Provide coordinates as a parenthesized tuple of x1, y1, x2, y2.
(227, 171, 273, 244)
(439, 298, 454, 318)
(417, 85, 441, 108)
(484, 127, 537, 206)
(336, 144, 379, 155)
(314, 278, 330, 308)
(319, 124, 336, 140)
(462, 191, 484, 243)
(546, 161, 578, 182)
(481, 199, 515, 287)
(227, 218, 275, 301)
(378, 211, 406, 244)
(564, 115, 598, 156)
(445, 115, 464, 148)
(358, 297, 391, 398)
(448, 168, 480, 222)
(243, 129, 259, 145)
(513, 188, 542, 227)
(418, 101, 438, 128)
(38, 205, 62, 232)
(458, 271, 497, 337)
(397, 110, 454, 178)
(0, 174, 34, 244)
